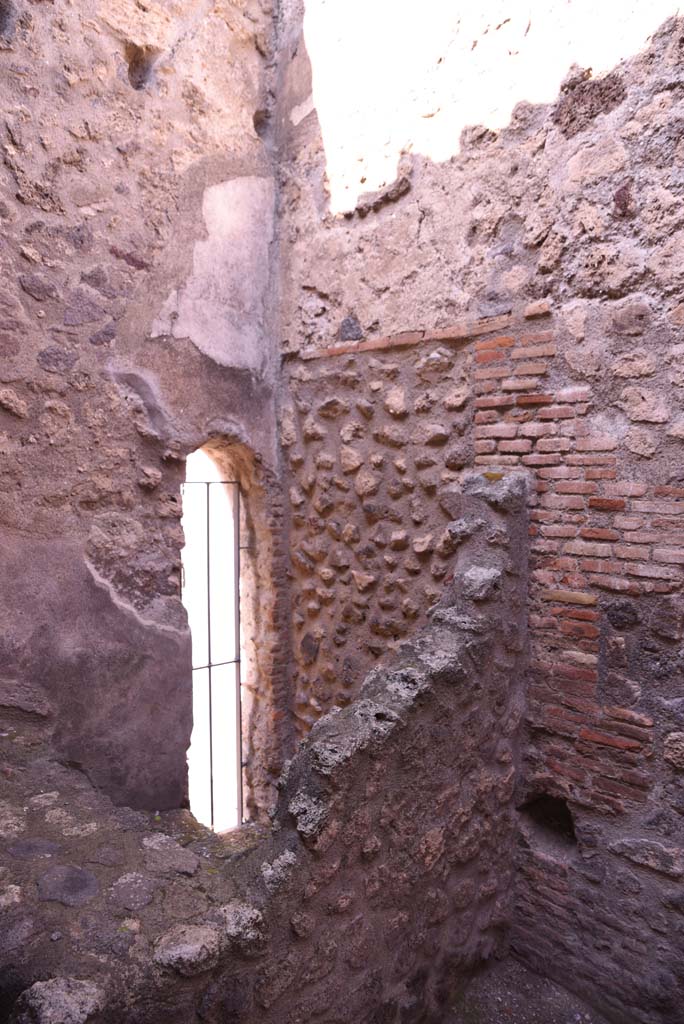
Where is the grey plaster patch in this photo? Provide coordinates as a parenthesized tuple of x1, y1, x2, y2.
(37, 865, 99, 907)
(87, 845, 124, 867)
(109, 872, 159, 911)
(7, 838, 60, 860)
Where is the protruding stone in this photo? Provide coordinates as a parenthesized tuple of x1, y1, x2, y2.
(153, 924, 222, 976)
(436, 518, 483, 556)
(462, 471, 529, 512)
(288, 792, 328, 841)
(280, 406, 297, 448)
(303, 415, 326, 441)
(415, 347, 453, 379)
(412, 534, 434, 555)
(63, 289, 104, 327)
(617, 386, 669, 423)
(667, 418, 684, 440)
(8, 838, 60, 860)
(37, 348, 78, 375)
(0, 387, 28, 418)
(109, 872, 158, 911)
(340, 446, 363, 474)
(19, 273, 59, 303)
(384, 386, 407, 418)
(352, 570, 376, 592)
(626, 428, 657, 457)
(373, 425, 407, 448)
(318, 397, 350, 419)
(0, 884, 22, 908)
(609, 839, 684, 879)
(342, 523, 359, 544)
(418, 422, 450, 446)
(664, 733, 684, 771)
(11, 978, 105, 1024)
(142, 833, 199, 876)
(261, 850, 297, 892)
(0, 679, 51, 717)
(217, 900, 266, 955)
(613, 349, 656, 378)
(290, 910, 315, 938)
(461, 566, 502, 601)
(289, 485, 306, 507)
(138, 466, 162, 490)
(339, 315, 363, 341)
(610, 298, 651, 336)
(443, 385, 469, 411)
(341, 421, 364, 442)
(354, 468, 380, 497)
(389, 531, 409, 551)
(563, 135, 627, 188)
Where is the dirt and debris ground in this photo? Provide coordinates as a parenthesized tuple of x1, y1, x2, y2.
(450, 958, 610, 1024)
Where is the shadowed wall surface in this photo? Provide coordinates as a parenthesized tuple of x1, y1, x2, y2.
(2, 474, 528, 1024)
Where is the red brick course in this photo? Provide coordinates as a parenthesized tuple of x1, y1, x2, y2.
(294, 308, 680, 828)
(464, 311, 680, 820)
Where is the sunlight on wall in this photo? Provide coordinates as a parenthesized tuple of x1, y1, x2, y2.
(182, 448, 240, 833)
(303, 0, 680, 212)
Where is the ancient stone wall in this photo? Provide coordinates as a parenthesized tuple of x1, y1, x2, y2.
(2, 2, 684, 1020)
(0, 0, 293, 812)
(2, 474, 528, 1024)
(276, 11, 684, 1022)
(282, 332, 473, 734)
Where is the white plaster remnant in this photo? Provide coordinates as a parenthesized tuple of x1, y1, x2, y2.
(290, 94, 315, 126)
(152, 177, 275, 371)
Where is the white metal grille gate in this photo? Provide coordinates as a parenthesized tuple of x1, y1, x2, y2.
(180, 476, 243, 831)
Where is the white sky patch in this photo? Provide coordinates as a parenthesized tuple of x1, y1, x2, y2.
(303, 0, 680, 212)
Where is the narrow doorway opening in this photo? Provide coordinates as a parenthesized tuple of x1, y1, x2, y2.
(181, 448, 243, 832)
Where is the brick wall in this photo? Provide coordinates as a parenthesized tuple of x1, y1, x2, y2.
(284, 302, 684, 1022)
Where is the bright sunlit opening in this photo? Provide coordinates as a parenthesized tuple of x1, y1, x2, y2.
(181, 448, 241, 833)
(303, 0, 680, 212)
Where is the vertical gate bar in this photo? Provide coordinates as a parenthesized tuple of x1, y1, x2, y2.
(206, 481, 214, 831)
(234, 483, 243, 825)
